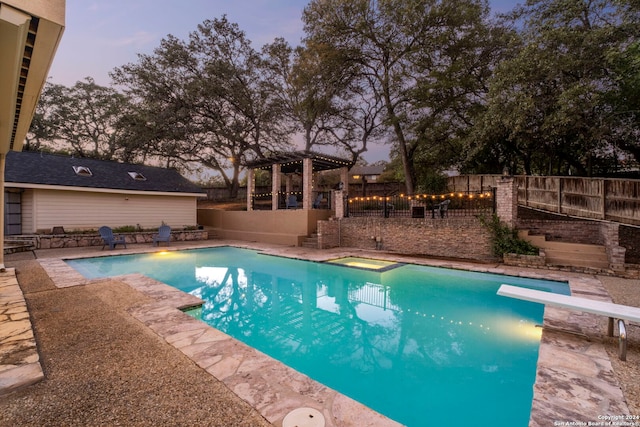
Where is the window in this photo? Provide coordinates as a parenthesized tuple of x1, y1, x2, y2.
(73, 166, 92, 177)
(128, 171, 147, 181)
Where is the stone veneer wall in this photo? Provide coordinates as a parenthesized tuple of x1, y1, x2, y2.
(15, 230, 209, 250)
(318, 217, 495, 262)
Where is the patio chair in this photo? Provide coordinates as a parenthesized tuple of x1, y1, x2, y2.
(153, 224, 171, 246)
(99, 226, 127, 250)
(313, 193, 323, 209)
(432, 199, 450, 218)
(286, 194, 298, 209)
(438, 199, 450, 218)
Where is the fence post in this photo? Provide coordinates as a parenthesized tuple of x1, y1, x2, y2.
(601, 179, 606, 220)
(557, 177, 562, 214)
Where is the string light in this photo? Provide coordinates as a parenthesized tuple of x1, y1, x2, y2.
(348, 192, 493, 203)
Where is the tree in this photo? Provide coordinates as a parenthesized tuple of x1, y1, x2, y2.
(262, 38, 385, 164)
(467, 0, 640, 176)
(112, 17, 292, 197)
(25, 82, 64, 152)
(411, 0, 510, 188)
(27, 78, 135, 160)
(303, 0, 502, 193)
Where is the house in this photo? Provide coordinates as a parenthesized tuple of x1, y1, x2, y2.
(349, 165, 385, 184)
(4, 151, 205, 234)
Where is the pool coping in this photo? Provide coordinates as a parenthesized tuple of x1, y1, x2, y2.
(3, 241, 631, 426)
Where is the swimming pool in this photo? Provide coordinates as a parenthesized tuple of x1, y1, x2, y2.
(67, 247, 570, 426)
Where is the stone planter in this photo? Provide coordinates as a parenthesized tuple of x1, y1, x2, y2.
(503, 251, 546, 268)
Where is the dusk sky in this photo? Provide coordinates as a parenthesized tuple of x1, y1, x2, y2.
(46, 0, 523, 163)
(48, 0, 523, 87)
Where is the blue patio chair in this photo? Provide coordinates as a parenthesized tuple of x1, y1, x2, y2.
(99, 226, 127, 250)
(153, 224, 172, 246)
(286, 194, 298, 209)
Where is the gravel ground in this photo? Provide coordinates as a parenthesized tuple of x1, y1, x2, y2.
(0, 256, 272, 427)
(598, 275, 640, 415)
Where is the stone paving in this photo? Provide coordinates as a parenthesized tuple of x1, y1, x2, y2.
(0, 268, 44, 395)
(0, 241, 633, 426)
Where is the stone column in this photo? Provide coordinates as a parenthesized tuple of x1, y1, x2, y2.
(340, 167, 349, 195)
(602, 222, 626, 271)
(333, 190, 345, 218)
(302, 157, 313, 210)
(496, 177, 517, 228)
(331, 166, 350, 219)
(271, 163, 281, 210)
(246, 168, 255, 211)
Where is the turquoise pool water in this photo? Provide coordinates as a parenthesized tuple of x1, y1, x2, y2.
(67, 247, 570, 427)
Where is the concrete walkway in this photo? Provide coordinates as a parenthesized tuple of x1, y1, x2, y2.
(0, 241, 634, 426)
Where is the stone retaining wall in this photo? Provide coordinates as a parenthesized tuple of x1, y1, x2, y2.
(318, 217, 495, 262)
(10, 230, 209, 250)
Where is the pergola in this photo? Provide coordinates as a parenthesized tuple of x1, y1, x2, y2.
(245, 151, 353, 211)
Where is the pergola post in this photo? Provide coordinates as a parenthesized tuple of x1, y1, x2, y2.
(246, 168, 255, 211)
(302, 157, 313, 210)
(271, 163, 281, 210)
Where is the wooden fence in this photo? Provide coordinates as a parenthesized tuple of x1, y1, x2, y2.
(449, 175, 640, 227)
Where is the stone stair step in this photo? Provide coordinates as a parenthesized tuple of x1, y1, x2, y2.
(519, 229, 610, 269)
(544, 254, 610, 269)
(301, 233, 318, 249)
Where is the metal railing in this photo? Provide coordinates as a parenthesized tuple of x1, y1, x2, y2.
(347, 191, 495, 218)
(251, 191, 333, 210)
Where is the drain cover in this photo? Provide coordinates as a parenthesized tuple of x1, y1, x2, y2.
(282, 407, 325, 427)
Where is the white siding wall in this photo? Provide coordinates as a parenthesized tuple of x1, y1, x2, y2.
(27, 189, 198, 233)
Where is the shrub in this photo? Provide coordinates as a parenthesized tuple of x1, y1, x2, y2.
(479, 214, 538, 258)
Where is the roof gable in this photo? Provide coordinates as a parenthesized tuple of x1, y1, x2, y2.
(4, 151, 204, 194)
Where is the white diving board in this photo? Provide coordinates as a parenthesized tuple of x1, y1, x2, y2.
(497, 284, 639, 360)
(497, 284, 640, 325)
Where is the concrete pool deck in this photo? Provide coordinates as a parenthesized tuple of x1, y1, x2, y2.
(0, 240, 634, 426)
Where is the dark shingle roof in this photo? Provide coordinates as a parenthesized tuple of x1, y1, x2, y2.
(5, 151, 204, 194)
(350, 165, 385, 176)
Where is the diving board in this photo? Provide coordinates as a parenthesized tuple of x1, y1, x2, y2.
(497, 284, 640, 326)
(497, 284, 639, 360)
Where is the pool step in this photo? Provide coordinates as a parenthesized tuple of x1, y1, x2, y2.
(519, 231, 610, 269)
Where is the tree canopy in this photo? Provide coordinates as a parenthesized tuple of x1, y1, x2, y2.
(28, 0, 640, 195)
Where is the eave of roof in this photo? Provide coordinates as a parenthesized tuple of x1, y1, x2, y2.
(7, 182, 206, 197)
(0, 1, 65, 153)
